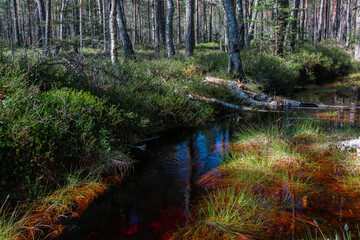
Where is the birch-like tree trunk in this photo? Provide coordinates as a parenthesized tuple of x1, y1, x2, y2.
(60, 0, 68, 40)
(223, 0, 243, 76)
(35, 0, 46, 55)
(185, 0, 195, 57)
(110, 0, 118, 63)
(345, 0, 351, 46)
(116, 0, 136, 59)
(317, 0, 324, 41)
(166, 0, 176, 57)
(355, 0, 360, 60)
(45, 0, 51, 54)
(245, 0, 259, 48)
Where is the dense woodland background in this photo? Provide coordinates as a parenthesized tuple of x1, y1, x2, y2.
(1, 0, 360, 71)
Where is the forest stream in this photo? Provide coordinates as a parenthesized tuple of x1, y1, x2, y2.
(59, 78, 360, 240)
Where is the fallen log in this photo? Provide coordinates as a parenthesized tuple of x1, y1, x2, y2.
(203, 76, 279, 109)
(204, 76, 321, 110)
(188, 94, 283, 113)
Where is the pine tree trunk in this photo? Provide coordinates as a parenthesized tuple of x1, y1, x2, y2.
(167, 0, 176, 57)
(13, 0, 20, 45)
(223, 0, 243, 76)
(116, 0, 136, 59)
(202, 0, 207, 42)
(185, 0, 195, 57)
(245, 0, 259, 48)
(110, 0, 118, 63)
(159, 0, 166, 44)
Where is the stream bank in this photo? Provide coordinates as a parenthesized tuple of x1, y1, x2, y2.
(59, 77, 360, 240)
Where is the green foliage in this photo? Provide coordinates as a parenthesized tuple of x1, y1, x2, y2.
(290, 44, 353, 83)
(242, 50, 300, 94)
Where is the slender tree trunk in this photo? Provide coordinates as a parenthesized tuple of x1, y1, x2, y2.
(177, 0, 181, 43)
(355, 0, 360, 60)
(202, 0, 207, 42)
(209, 0, 213, 42)
(26, 0, 32, 45)
(167, 0, 176, 57)
(317, 0, 324, 41)
(79, 0, 83, 49)
(117, 0, 136, 58)
(277, 0, 289, 56)
(7, 0, 14, 56)
(196, 0, 200, 43)
(154, 0, 161, 52)
(159, 0, 166, 44)
(13, 0, 20, 45)
(346, 0, 351, 46)
(103, 0, 108, 52)
(133, 0, 138, 43)
(245, 0, 259, 48)
(110, 0, 118, 63)
(72, 0, 79, 53)
(185, 0, 195, 57)
(36, 0, 46, 55)
(148, 0, 152, 42)
(89, 0, 94, 47)
(290, 0, 300, 50)
(60, 0, 68, 40)
(223, 0, 243, 76)
(45, 0, 51, 54)
(237, 0, 245, 49)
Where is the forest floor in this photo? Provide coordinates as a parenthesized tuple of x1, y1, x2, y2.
(0, 41, 359, 239)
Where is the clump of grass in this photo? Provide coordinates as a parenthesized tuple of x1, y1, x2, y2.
(171, 120, 360, 239)
(0, 172, 107, 240)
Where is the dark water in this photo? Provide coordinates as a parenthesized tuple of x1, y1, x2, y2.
(60, 80, 360, 240)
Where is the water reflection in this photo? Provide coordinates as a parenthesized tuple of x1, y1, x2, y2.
(60, 80, 360, 240)
(60, 115, 245, 240)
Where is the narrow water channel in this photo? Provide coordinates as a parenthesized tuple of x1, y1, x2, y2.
(60, 79, 360, 240)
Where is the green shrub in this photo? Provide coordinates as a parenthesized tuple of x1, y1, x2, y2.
(0, 87, 146, 184)
(242, 50, 300, 95)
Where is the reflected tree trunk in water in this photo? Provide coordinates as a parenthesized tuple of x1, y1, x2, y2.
(184, 135, 198, 225)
